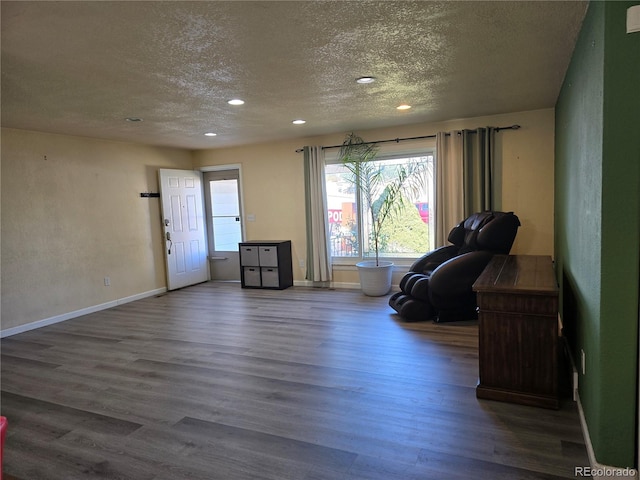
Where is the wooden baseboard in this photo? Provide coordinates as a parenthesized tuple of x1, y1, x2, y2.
(476, 384, 559, 409)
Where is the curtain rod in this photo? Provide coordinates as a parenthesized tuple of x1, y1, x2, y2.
(295, 124, 520, 153)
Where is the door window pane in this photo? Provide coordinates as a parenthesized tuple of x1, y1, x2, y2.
(209, 179, 242, 251)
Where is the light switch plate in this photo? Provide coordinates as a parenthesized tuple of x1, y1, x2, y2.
(627, 5, 640, 33)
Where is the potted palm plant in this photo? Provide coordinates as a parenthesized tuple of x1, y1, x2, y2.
(338, 132, 426, 296)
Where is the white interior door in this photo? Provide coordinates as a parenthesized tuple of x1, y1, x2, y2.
(158, 169, 209, 290)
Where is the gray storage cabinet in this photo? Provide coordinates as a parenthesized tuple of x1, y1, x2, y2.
(239, 240, 293, 289)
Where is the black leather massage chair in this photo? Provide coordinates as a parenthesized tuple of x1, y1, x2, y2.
(389, 211, 520, 322)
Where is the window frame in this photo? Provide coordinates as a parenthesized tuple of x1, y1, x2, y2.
(324, 141, 436, 266)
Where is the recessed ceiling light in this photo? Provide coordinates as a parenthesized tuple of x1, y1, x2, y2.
(356, 76, 376, 84)
(125, 117, 143, 122)
(397, 104, 412, 110)
(204, 132, 217, 137)
(227, 99, 245, 105)
(292, 119, 306, 125)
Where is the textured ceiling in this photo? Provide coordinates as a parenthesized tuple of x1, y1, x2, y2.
(1, 1, 587, 150)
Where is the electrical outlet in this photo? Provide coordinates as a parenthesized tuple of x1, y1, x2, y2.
(299, 259, 305, 268)
(104, 276, 111, 287)
(581, 349, 586, 375)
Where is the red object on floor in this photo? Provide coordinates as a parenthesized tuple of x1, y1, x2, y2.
(0, 416, 7, 480)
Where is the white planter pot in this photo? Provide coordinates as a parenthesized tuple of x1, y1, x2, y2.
(356, 260, 394, 296)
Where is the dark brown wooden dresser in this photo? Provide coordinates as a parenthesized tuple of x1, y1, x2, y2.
(473, 255, 560, 409)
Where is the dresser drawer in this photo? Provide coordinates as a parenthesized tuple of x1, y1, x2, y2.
(476, 292, 559, 316)
(258, 246, 278, 267)
(243, 267, 261, 286)
(261, 267, 280, 287)
(240, 246, 259, 266)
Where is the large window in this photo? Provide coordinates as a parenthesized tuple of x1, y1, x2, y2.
(325, 152, 435, 261)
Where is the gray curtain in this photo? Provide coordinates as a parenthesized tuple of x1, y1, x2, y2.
(435, 127, 498, 246)
(435, 131, 464, 246)
(463, 127, 496, 216)
(303, 146, 332, 283)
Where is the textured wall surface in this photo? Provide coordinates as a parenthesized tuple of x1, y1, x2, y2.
(193, 108, 557, 287)
(555, 1, 639, 468)
(1, 129, 192, 330)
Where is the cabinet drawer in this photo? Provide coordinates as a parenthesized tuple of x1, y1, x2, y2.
(478, 312, 558, 395)
(243, 267, 261, 286)
(258, 246, 278, 266)
(240, 246, 259, 266)
(261, 267, 280, 287)
(476, 292, 558, 316)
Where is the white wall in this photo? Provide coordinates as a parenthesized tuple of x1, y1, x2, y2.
(1, 128, 193, 332)
(1, 108, 555, 331)
(193, 108, 556, 286)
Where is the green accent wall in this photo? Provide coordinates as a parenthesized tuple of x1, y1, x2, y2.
(555, 1, 639, 468)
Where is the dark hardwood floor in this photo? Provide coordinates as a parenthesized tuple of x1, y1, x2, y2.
(1, 282, 588, 479)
